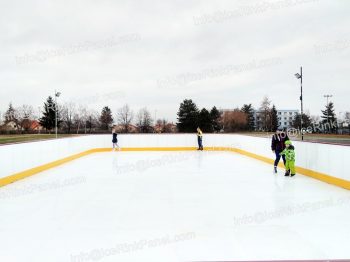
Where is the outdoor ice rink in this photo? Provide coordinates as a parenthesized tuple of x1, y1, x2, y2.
(1, 150, 350, 262)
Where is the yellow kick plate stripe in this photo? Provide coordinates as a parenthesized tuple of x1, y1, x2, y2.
(0, 147, 349, 190)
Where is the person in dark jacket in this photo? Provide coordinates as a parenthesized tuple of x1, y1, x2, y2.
(271, 128, 289, 173)
(112, 127, 120, 151)
(197, 127, 203, 151)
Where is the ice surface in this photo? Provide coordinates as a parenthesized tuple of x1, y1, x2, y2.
(1, 151, 350, 262)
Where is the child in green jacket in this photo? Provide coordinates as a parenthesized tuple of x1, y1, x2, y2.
(280, 140, 296, 177)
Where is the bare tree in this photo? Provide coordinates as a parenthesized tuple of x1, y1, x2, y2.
(259, 96, 271, 131)
(221, 109, 247, 132)
(344, 112, 350, 122)
(16, 105, 35, 132)
(156, 119, 164, 126)
(136, 107, 153, 133)
(0, 110, 4, 126)
(80, 106, 89, 134)
(61, 102, 76, 134)
(74, 105, 89, 134)
(117, 104, 134, 133)
(155, 118, 168, 133)
(344, 112, 350, 133)
(86, 109, 100, 133)
(162, 120, 176, 133)
(311, 115, 320, 124)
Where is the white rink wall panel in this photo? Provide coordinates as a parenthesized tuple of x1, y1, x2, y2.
(1, 136, 95, 178)
(0, 134, 349, 183)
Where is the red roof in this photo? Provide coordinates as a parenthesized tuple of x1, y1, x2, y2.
(30, 120, 41, 130)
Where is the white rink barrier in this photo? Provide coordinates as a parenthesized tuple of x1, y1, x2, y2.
(0, 134, 349, 189)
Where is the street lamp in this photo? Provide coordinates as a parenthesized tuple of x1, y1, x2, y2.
(339, 111, 344, 134)
(154, 109, 157, 133)
(295, 67, 303, 141)
(55, 90, 61, 139)
(323, 94, 333, 129)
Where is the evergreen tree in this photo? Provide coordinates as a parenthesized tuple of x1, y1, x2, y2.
(198, 108, 212, 132)
(4, 103, 17, 124)
(210, 106, 222, 132)
(100, 106, 113, 130)
(241, 104, 255, 131)
(39, 96, 58, 132)
(176, 99, 199, 132)
(292, 113, 312, 130)
(321, 102, 337, 132)
(270, 105, 279, 132)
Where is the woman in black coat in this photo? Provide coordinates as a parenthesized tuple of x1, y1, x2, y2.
(271, 128, 289, 173)
(112, 127, 120, 151)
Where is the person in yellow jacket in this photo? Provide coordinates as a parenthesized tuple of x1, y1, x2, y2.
(197, 127, 203, 150)
(280, 140, 296, 177)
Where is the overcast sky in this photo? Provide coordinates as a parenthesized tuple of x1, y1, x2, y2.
(1, 0, 349, 122)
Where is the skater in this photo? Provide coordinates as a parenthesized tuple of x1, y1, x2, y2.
(197, 127, 203, 150)
(271, 128, 289, 173)
(112, 127, 120, 151)
(280, 140, 296, 177)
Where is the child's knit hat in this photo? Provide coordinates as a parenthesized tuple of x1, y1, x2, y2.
(285, 140, 292, 145)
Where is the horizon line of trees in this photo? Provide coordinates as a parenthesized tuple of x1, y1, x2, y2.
(176, 97, 348, 134)
(0, 96, 348, 134)
(0, 97, 172, 134)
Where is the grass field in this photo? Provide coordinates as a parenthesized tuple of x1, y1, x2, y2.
(238, 132, 350, 145)
(0, 134, 81, 145)
(294, 134, 350, 145)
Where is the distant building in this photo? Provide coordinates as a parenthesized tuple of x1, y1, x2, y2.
(2, 121, 18, 131)
(154, 123, 177, 133)
(30, 120, 44, 132)
(254, 109, 298, 130)
(1, 120, 43, 132)
(165, 123, 177, 133)
(114, 124, 140, 133)
(277, 110, 299, 129)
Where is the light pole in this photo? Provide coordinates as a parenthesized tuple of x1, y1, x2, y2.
(339, 111, 344, 134)
(294, 67, 303, 141)
(54, 90, 61, 139)
(323, 94, 333, 127)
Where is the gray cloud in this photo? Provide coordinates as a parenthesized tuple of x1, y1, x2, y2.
(1, 0, 349, 122)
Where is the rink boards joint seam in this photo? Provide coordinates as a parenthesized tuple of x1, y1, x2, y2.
(1, 147, 349, 190)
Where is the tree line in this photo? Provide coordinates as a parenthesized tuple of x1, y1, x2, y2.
(176, 98, 269, 132)
(0, 95, 347, 134)
(0, 97, 158, 134)
(176, 97, 347, 133)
